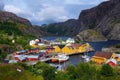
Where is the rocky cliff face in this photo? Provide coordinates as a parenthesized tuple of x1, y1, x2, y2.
(78, 0, 120, 40)
(75, 29, 107, 42)
(0, 11, 46, 37)
(44, 19, 84, 36)
(0, 11, 32, 27)
(44, 0, 120, 41)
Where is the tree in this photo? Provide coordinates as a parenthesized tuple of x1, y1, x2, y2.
(42, 66, 56, 80)
(54, 71, 70, 80)
(66, 64, 76, 80)
(75, 62, 97, 80)
(100, 64, 114, 76)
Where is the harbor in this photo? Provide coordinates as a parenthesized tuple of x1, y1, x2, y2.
(7, 37, 120, 71)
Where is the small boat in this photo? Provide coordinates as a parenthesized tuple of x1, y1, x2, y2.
(51, 54, 69, 63)
(57, 54, 69, 63)
(82, 55, 88, 59)
(82, 50, 90, 62)
(82, 55, 90, 62)
(51, 55, 58, 63)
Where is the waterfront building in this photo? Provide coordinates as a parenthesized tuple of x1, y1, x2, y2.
(91, 51, 116, 64)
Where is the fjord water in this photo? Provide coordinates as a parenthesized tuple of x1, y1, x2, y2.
(68, 40, 120, 66)
(44, 37, 120, 66)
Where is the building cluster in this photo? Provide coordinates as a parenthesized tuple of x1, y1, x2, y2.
(13, 37, 120, 67)
(13, 48, 44, 62)
(91, 51, 120, 67)
(13, 37, 93, 63)
(54, 43, 93, 55)
(29, 38, 75, 47)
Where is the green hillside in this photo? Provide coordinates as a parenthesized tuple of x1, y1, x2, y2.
(0, 21, 36, 61)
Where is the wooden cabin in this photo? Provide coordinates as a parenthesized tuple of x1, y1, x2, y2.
(62, 46, 77, 55)
(54, 45, 65, 53)
(46, 46, 55, 53)
(91, 51, 116, 64)
(106, 59, 117, 67)
(78, 43, 90, 53)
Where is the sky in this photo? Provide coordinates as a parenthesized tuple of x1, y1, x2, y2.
(0, 0, 108, 25)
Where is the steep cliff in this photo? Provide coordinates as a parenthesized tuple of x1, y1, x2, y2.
(44, 0, 120, 41)
(75, 29, 107, 42)
(44, 19, 83, 36)
(78, 0, 120, 40)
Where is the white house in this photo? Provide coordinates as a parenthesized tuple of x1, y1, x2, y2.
(66, 38, 75, 43)
(38, 42, 45, 46)
(29, 40, 36, 46)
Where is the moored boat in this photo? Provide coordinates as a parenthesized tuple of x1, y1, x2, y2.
(82, 55, 90, 62)
(51, 56, 58, 62)
(58, 54, 69, 63)
(51, 54, 69, 63)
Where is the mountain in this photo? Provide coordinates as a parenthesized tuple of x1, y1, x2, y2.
(75, 29, 107, 42)
(78, 0, 120, 40)
(43, 19, 83, 36)
(44, 0, 120, 41)
(0, 11, 46, 37)
(0, 11, 46, 57)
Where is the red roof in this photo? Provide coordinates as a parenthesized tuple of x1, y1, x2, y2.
(94, 51, 113, 59)
(107, 61, 116, 67)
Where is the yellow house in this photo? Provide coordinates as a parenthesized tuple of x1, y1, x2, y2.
(54, 45, 65, 53)
(114, 54, 120, 62)
(78, 43, 91, 53)
(91, 51, 116, 64)
(62, 46, 78, 55)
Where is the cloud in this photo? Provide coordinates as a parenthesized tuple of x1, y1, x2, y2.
(1, 0, 108, 25)
(35, 5, 69, 22)
(64, 0, 109, 5)
(4, 5, 23, 14)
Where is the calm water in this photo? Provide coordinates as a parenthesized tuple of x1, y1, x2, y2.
(44, 37, 120, 66)
(68, 40, 120, 65)
(43, 36, 70, 41)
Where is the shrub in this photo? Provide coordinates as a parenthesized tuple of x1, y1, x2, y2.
(100, 64, 114, 76)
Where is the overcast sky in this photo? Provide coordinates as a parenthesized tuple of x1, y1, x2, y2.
(0, 0, 108, 25)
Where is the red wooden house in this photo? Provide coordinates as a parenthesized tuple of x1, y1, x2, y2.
(106, 59, 117, 67)
(46, 46, 55, 53)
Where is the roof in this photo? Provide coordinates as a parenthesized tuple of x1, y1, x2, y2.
(93, 51, 113, 59)
(58, 45, 65, 49)
(67, 46, 76, 49)
(46, 46, 54, 49)
(106, 58, 117, 64)
(18, 56, 26, 61)
(71, 44, 82, 49)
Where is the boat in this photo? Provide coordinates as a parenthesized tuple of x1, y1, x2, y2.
(82, 50, 90, 62)
(51, 55, 58, 62)
(82, 55, 90, 62)
(57, 54, 69, 63)
(51, 54, 69, 63)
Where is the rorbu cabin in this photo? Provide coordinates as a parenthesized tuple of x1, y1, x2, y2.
(27, 48, 40, 53)
(106, 58, 117, 67)
(46, 46, 55, 53)
(62, 46, 77, 55)
(91, 51, 116, 64)
(54, 45, 65, 53)
(78, 43, 91, 53)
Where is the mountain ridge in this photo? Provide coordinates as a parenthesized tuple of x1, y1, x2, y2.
(43, 0, 120, 41)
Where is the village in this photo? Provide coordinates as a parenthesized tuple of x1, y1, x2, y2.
(10, 38, 120, 70)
